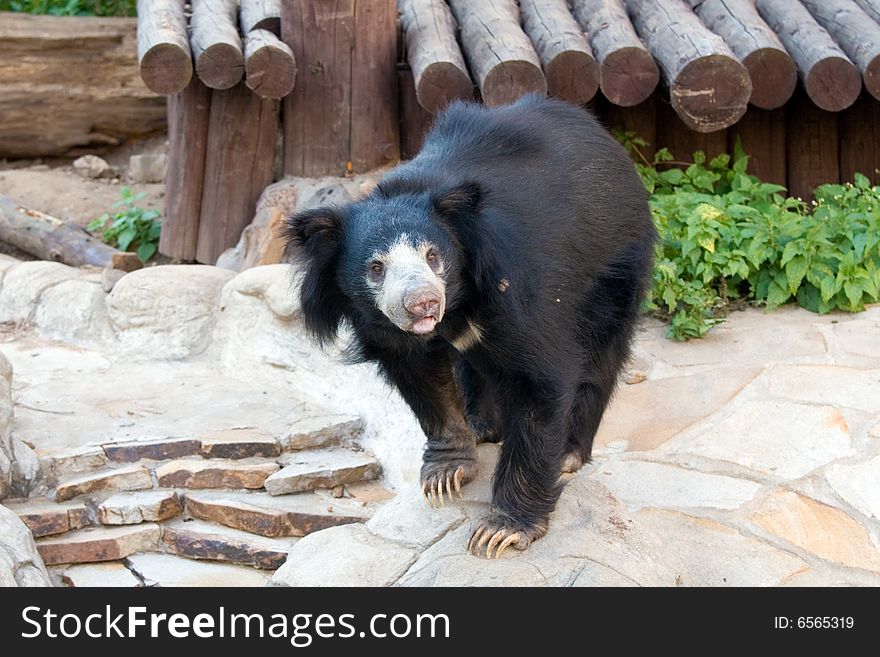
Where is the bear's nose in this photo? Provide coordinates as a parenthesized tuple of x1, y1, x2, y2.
(405, 292, 440, 318)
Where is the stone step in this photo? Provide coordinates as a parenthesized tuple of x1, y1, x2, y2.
(126, 553, 270, 587)
(265, 448, 382, 496)
(55, 464, 153, 502)
(61, 562, 142, 587)
(183, 490, 371, 538)
(161, 519, 296, 569)
(36, 524, 162, 565)
(197, 430, 281, 459)
(97, 491, 183, 525)
(102, 438, 202, 462)
(282, 414, 364, 450)
(4, 498, 91, 537)
(155, 459, 279, 489)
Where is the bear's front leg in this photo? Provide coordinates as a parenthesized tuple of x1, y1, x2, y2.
(469, 376, 567, 558)
(377, 345, 478, 506)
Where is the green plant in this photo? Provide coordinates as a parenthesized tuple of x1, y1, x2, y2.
(87, 187, 162, 263)
(615, 131, 880, 340)
(0, 0, 136, 16)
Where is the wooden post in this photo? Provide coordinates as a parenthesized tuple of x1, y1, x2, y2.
(398, 0, 473, 114)
(785, 88, 840, 202)
(756, 0, 861, 112)
(685, 0, 796, 110)
(627, 0, 752, 133)
(196, 83, 279, 264)
(839, 92, 880, 185)
(800, 0, 880, 103)
(519, 0, 599, 105)
(447, 0, 547, 107)
(728, 107, 787, 186)
(190, 0, 245, 90)
(136, 0, 193, 95)
(244, 29, 297, 99)
(399, 66, 433, 160)
(281, 0, 399, 176)
(570, 0, 658, 107)
(160, 77, 211, 261)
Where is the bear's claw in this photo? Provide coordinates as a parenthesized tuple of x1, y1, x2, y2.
(422, 465, 465, 507)
(468, 515, 547, 558)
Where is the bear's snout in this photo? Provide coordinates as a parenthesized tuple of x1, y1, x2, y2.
(405, 291, 440, 318)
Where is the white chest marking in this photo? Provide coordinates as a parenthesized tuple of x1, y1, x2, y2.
(451, 320, 484, 352)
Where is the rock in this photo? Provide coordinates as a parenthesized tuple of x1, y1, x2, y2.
(126, 553, 270, 587)
(198, 429, 281, 459)
(594, 366, 761, 452)
(11, 437, 40, 497)
(0, 253, 21, 274)
(184, 490, 369, 537)
(270, 524, 417, 586)
(128, 153, 167, 184)
(215, 178, 299, 272)
(358, 179, 378, 198)
(825, 455, 880, 520)
(660, 400, 853, 479)
(284, 414, 364, 450)
(593, 460, 761, 511)
(106, 265, 235, 359)
(34, 278, 113, 344)
(0, 357, 12, 499)
(62, 562, 141, 587)
(72, 154, 113, 179)
(36, 524, 162, 565)
(0, 261, 82, 323)
(634, 508, 808, 586)
(161, 519, 297, 569)
(366, 485, 465, 548)
(768, 365, 880, 413)
(302, 183, 351, 209)
(102, 437, 202, 462)
(0, 503, 52, 586)
(97, 491, 182, 525)
(55, 465, 152, 502)
(4, 498, 90, 537)
(38, 446, 108, 484)
(155, 459, 279, 489)
(265, 449, 381, 495)
(0, 349, 12, 384)
(751, 490, 880, 572)
(100, 267, 126, 293)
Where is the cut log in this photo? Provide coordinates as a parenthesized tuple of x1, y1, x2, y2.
(0, 196, 142, 271)
(448, 0, 547, 107)
(244, 29, 297, 99)
(570, 0, 658, 106)
(136, 0, 193, 95)
(855, 0, 880, 24)
(196, 83, 279, 264)
(159, 78, 212, 261)
(282, 0, 399, 176)
(0, 14, 166, 158)
(626, 0, 752, 132)
(397, 0, 473, 114)
(190, 0, 245, 90)
(800, 0, 880, 103)
(519, 0, 599, 104)
(685, 0, 796, 110)
(240, 0, 282, 36)
(756, 0, 861, 112)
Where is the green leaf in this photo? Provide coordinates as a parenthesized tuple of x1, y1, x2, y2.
(785, 255, 808, 294)
(136, 241, 157, 263)
(765, 280, 790, 308)
(819, 275, 838, 303)
(843, 280, 863, 307)
(117, 227, 137, 251)
(781, 240, 801, 266)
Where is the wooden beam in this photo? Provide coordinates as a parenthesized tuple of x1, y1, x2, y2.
(190, 0, 245, 90)
(801, 0, 880, 103)
(685, 0, 796, 110)
(136, 0, 193, 95)
(728, 106, 787, 186)
(398, 0, 473, 114)
(839, 91, 880, 185)
(519, 0, 599, 105)
(399, 66, 433, 160)
(570, 0, 658, 107)
(785, 87, 840, 202)
(855, 0, 880, 23)
(448, 0, 547, 107)
(244, 29, 297, 99)
(627, 0, 752, 132)
(756, 0, 861, 112)
(241, 0, 282, 36)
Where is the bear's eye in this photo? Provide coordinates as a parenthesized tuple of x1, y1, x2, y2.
(426, 249, 438, 264)
(369, 261, 384, 276)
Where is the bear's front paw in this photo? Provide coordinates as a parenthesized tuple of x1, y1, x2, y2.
(421, 459, 477, 507)
(467, 513, 548, 559)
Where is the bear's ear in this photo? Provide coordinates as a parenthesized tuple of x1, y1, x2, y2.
(432, 182, 482, 219)
(282, 207, 343, 251)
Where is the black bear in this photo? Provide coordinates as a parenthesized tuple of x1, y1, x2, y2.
(284, 95, 655, 558)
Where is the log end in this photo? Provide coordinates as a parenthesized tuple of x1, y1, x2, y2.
(545, 51, 600, 106)
(863, 56, 880, 103)
(482, 60, 548, 108)
(743, 48, 797, 110)
(804, 56, 862, 112)
(246, 46, 298, 99)
(140, 44, 193, 95)
(196, 44, 246, 90)
(600, 47, 660, 107)
(416, 61, 474, 115)
(671, 55, 752, 133)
